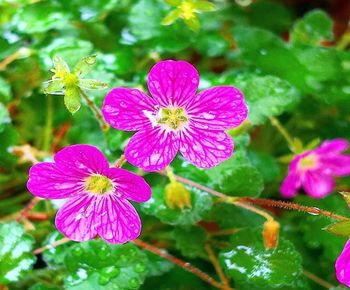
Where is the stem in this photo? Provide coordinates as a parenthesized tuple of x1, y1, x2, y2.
(32, 237, 71, 255)
(16, 197, 42, 222)
(79, 89, 109, 131)
(115, 154, 127, 168)
(43, 94, 53, 152)
(132, 239, 232, 290)
(209, 228, 240, 237)
(165, 166, 176, 183)
(303, 270, 335, 289)
(336, 30, 350, 51)
(50, 122, 71, 153)
(233, 201, 274, 222)
(238, 197, 349, 221)
(269, 116, 296, 152)
(205, 243, 231, 289)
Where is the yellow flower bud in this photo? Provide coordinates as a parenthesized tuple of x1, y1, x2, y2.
(263, 220, 280, 250)
(164, 181, 192, 210)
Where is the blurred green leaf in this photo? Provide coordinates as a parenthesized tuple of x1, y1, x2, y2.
(64, 240, 148, 290)
(0, 103, 10, 132)
(248, 150, 280, 183)
(174, 226, 208, 258)
(290, 9, 333, 46)
(74, 55, 97, 77)
(220, 229, 302, 288)
(0, 77, 12, 102)
(325, 220, 350, 237)
(0, 222, 36, 284)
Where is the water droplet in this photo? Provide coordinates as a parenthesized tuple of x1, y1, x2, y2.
(120, 102, 127, 108)
(192, 78, 198, 84)
(120, 254, 128, 262)
(72, 245, 83, 256)
(98, 245, 110, 260)
(128, 248, 137, 257)
(134, 263, 146, 273)
(98, 275, 110, 285)
(100, 266, 120, 278)
(308, 207, 320, 216)
(200, 112, 215, 120)
(129, 278, 139, 289)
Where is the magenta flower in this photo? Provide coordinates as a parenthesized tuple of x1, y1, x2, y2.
(102, 60, 248, 171)
(336, 239, 350, 287)
(27, 144, 151, 244)
(280, 139, 350, 198)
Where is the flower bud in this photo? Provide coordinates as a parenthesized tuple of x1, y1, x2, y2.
(263, 220, 280, 250)
(164, 181, 191, 210)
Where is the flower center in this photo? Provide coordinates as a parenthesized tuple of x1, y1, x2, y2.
(298, 154, 318, 171)
(63, 73, 79, 87)
(84, 174, 113, 195)
(179, 2, 195, 19)
(158, 107, 188, 130)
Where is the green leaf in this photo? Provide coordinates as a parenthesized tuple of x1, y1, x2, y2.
(248, 150, 280, 182)
(144, 251, 174, 277)
(340, 192, 350, 206)
(164, 0, 181, 6)
(184, 16, 200, 32)
(0, 77, 12, 102)
(174, 226, 208, 258)
(42, 231, 73, 267)
(64, 86, 81, 114)
(53, 55, 70, 75)
(0, 222, 36, 284)
(64, 240, 148, 290)
(219, 228, 303, 288)
(78, 79, 109, 90)
(194, 1, 216, 12)
(161, 9, 180, 25)
(290, 9, 334, 46)
(206, 148, 264, 197)
(43, 80, 65, 95)
(74, 55, 97, 77)
(141, 183, 213, 226)
(325, 220, 350, 237)
(195, 33, 229, 57)
(29, 283, 61, 290)
(0, 103, 11, 133)
(0, 126, 18, 168)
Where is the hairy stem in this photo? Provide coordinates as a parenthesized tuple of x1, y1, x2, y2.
(269, 116, 296, 152)
(79, 89, 109, 131)
(132, 239, 233, 290)
(32, 237, 71, 255)
(205, 243, 231, 289)
(115, 154, 126, 168)
(16, 197, 42, 222)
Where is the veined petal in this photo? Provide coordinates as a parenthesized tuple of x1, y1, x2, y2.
(102, 88, 156, 131)
(319, 155, 350, 176)
(302, 170, 335, 198)
(27, 162, 83, 199)
(280, 172, 301, 198)
(55, 194, 98, 242)
(95, 196, 142, 244)
(336, 239, 350, 287)
(54, 144, 109, 178)
(107, 168, 151, 202)
(315, 139, 349, 155)
(147, 60, 199, 107)
(179, 128, 233, 168)
(125, 127, 179, 171)
(188, 86, 248, 130)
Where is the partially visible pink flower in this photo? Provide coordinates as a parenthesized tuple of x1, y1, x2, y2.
(27, 144, 151, 244)
(102, 60, 248, 171)
(336, 239, 350, 287)
(280, 139, 350, 198)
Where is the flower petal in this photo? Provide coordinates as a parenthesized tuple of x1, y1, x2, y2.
(95, 196, 142, 244)
(27, 162, 83, 199)
(302, 170, 335, 198)
(188, 86, 248, 130)
(125, 127, 179, 171)
(147, 60, 199, 107)
(102, 88, 156, 131)
(319, 155, 350, 176)
(179, 128, 233, 168)
(280, 172, 301, 198)
(336, 239, 350, 287)
(54, 144, 109, 178)
(55, 194, 98, 242)
(315, 139, 349, 155)
(107, 168, 152, 202)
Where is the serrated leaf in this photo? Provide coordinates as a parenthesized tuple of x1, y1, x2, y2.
(219, 228, 302, 288)
(194, 1, 216, 12)
(64, 240, 148, 290)
(74, 55, 97, 77)
(174, 226, 208, 258)
(141, 183, 212, 226)
(325, 220, 350, 237)
(64, 87, 81, 114)
(0, 222, 36, 284)
(78, 79, 109, 90)
(53, 55, 70, 75)
(290, 9, 334, 46)
(206, 148, 264, 197)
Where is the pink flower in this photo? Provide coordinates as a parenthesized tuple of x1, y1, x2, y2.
(280, 139, 350, 198)
(102, 60, 248, 171)
(336, 239, 350, 287)
(27, 144, 151, 244)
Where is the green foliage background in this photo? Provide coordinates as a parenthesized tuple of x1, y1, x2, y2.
(0, 0, 350, 289)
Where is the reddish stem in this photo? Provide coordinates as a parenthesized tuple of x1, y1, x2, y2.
(16, 197, 41, 222)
